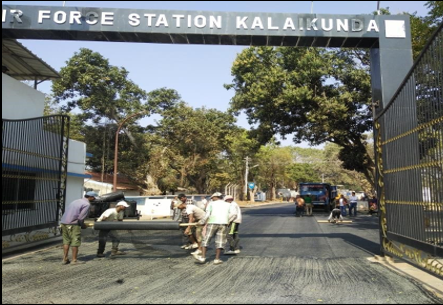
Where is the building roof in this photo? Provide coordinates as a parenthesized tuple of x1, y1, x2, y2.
(85, 172, 139, 191)
(2, 39, 60, 81)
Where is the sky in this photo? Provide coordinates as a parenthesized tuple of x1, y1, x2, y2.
(2, 1, 430, 148)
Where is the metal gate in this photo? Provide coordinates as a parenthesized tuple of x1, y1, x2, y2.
(2, 115, 70, 244)
(374, 23, 443, 278)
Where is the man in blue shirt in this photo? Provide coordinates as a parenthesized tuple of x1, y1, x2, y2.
(60, 191, 97, 265)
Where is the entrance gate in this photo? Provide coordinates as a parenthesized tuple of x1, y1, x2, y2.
(2, 4, 441, 277)
(374, 23, 443, 278)
(2, 115, 70, 245)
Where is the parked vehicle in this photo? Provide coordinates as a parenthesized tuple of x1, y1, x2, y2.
(276, 189, 292, 201)
(125, 194, 210, 218)
(299, 183, 335, 212)
(89, 191, 140, 219)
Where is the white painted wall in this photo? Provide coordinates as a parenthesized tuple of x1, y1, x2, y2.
(67, 139, 86, 175)
(65, 139, 88, 206)
(2, 73, 89, 215)
(65, 176, 85, 208)
(2, 73, 45, 119)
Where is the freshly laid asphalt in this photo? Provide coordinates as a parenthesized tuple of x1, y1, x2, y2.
(2, 203, 442, 304)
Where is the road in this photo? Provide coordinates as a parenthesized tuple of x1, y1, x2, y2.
(2, 203, 442, 304)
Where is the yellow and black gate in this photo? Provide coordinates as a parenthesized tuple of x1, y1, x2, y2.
(2, 115, 70, 248)
(374, 23, 443, 278)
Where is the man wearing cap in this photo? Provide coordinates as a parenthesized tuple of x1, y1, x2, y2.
(179, 200, 206, 255)
(224, 195, 242, 255)
(96, 201, 130, 258)
(193, 192, 237, 265)
(60, 191, 97, 265)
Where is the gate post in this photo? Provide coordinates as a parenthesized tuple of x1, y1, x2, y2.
(370, 15, 414, 256)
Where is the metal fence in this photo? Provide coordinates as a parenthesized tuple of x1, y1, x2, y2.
(2, 115, 70, 237)
(374, 23, 443, 278)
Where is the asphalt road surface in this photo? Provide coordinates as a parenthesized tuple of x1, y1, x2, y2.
(2, 203, 442, 304)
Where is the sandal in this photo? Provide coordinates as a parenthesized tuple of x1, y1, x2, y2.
(70, 260, 86, 265)
(62, 259, 70, 265)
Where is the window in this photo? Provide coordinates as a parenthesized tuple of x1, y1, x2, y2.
(2, 171, 36, 212)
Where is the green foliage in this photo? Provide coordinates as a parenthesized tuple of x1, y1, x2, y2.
(227, 46, 375, 185)
(409, 1, 443, 60)
(286, 163, 321, 185)
(156, 103, 238, 193)
(255, 144, 293, 199)
(52, 48, 148, 124)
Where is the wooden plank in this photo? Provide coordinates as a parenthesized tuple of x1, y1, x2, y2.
(317, 220, 352, 223)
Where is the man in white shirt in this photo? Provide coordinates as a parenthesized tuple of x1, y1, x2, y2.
(96, 201, 130, 258)
(348, 192, 359, 217)
(224, 196, 242, 255)
(193, 193, 237, 265)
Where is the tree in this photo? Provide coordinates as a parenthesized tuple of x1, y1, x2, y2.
(51, 48, 186, 191)
(156, 103, 237, 193)
(255, 144, 293, 200)
(226, 46, 375, 186)
(52, 48, 151, 146)
(224, 130, 260, 200)
(286, 163, 321, 186)
(410, 1, 443, 60)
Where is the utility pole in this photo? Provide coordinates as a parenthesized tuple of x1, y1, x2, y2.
(244, 156, 250, 200)
(113, 111, 146, 192)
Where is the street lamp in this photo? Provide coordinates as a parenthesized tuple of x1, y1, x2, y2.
(113, 112, 146, 192)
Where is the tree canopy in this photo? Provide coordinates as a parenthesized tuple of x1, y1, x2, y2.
(226, 46, 375, 185)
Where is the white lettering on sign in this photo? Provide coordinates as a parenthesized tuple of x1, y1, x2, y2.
(337, 19, 348, 32)
(367, 19, 379, 32)
(101, 12, 114, 26)
(10, 9, 23, 23)
(128, 13, 140, 26)
(352, 19, 363, 32)
(268, 17, 278, 30)
(209, 16, 222, 29)
(251, 17, 264, 30)
(86, 12, 98, 25)
(172, 14, 184, 27)
(233, 16, 377, 33)
(194, 15, 206, 28)
(4, 9, 383, 35)
(54, 11, 67, 24)
(38, 10, 51, 24)
(307, 18, 318, 31)
(70, 11, 82, 24)
(322, 19, 333, 31)
(144, 14, 155, 27)
(156, 14, 169, 27)
(237, 16, 248, 29)
(283, 17, 295, 30)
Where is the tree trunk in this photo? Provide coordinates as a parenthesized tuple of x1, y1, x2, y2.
(270, 184, 276, 201)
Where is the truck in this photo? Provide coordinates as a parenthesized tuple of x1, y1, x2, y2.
(298, 183, 334, 212)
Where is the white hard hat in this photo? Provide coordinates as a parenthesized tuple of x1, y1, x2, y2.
(211, 192, 222, 198)
(116, 201, 130, 208)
